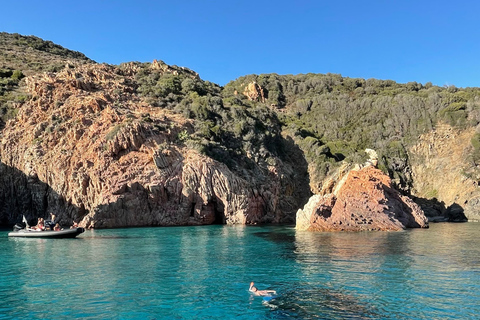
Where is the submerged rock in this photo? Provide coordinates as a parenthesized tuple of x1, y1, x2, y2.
(296, 165, 429, 231)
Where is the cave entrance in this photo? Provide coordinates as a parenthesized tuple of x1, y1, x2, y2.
(212, 199, 226, 225)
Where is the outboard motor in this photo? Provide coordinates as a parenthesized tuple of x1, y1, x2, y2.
(13, 222, 26, 231)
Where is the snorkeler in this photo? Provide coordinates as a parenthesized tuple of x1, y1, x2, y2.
(249, 282, 276, 296)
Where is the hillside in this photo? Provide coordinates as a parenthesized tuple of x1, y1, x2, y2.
(0, 32, 94, 129)
(1, 32, 480, 227)
(0, 32, 93, 75)
(0, 40, 310, 227)
(224, 74, 480, 216)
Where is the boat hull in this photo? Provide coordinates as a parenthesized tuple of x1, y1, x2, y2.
(8, 227, 85, 238)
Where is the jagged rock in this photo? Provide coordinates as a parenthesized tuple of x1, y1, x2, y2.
(364, 148, 378, 167)
(243, 82, 265, 102)
(0, 63, 309, 228)
(296, 166, 429, 231)
(151, 59, 199, 79)
(464, 197, 480, 222)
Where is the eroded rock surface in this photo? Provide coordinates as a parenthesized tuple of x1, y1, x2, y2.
(0, 63, 308, 228)
(409, 123, 480, 221)
(296, 165, 429, 231)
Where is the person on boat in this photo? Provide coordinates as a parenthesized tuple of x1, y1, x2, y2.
(249, 282, 276, 296)
(70, 221, 79, 229)
(33, 218, 45, 231)
(45, 213, 56, 230)
(54, 223, 61, 231)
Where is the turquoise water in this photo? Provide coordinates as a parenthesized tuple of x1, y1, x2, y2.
(1, 223, 479, 319)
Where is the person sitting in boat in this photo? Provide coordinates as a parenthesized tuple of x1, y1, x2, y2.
(249, 282, 276, 296)
(45, 213, 56, 230)
(33, 218, 45, 231)
(54, 223, 61, 231)
(70, 221, 79, 229)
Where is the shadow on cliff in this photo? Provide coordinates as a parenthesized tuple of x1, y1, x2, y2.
(412, 196, 468, 222)
(88, 181, 229, 228)
(0, 131, 312, 229)
(0, 163, 84, 227)
(277, 135, 312, 216)
(193, 133, 312, 224)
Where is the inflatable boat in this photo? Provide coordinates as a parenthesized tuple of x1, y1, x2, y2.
(8, 225, 85, 238)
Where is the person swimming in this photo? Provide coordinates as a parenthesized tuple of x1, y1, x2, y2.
(249, 282, 276, 296)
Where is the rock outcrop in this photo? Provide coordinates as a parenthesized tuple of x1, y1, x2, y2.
(0, 63, 308, 228)
(296, 163, 429, 231)
(409, 123, 480, 222)
(243, 82, 265, 102)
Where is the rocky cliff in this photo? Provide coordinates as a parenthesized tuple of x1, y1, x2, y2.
(409, 123, 480, 221)
(0, 63, 308, 228)
(296, 163, 429, 231)
(3, 33, 480, 229)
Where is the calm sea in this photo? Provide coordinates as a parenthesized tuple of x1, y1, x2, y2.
(0, 223, 479, 319)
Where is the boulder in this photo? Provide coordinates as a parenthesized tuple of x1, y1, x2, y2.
(296, 165, 429, 231)
(243, 82, 265, 102)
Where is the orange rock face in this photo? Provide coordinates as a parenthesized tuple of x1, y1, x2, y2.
(296, 166, 429, 231)
(0, 63, 308, 228)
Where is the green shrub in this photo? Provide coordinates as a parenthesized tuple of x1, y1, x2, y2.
(11, 70, 24, 80)
(177, 129, 189, 142)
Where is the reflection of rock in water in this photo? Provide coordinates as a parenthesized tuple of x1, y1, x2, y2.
(265, 286, 380, 319)
(252, 229, 296, 244)
(252, 229, 298, 260)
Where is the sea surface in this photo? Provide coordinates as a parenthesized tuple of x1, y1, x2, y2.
(1, 223, 479, 319)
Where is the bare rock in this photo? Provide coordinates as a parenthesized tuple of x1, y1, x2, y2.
(0, 63, 308, 228)
(296, 166, 429, 231)
(409, 123, 480, 221)
(243, 82, 265, 102)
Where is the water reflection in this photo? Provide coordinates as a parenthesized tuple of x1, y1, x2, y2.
(263, 285, 379, 319)
(1, 223, 480, 319)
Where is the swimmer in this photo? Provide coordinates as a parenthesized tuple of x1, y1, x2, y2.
(249, 282, 276, 296)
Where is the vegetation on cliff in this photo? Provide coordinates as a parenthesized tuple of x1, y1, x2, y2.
(2, 32, 480, 225)
(224, 74, 480, 192)
(130, 61, 289, 182)
(0, 32, 93, 129)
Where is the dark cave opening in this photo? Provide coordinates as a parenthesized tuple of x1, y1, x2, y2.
(212, 199, 226, 225)
(190, 202, 195, 217)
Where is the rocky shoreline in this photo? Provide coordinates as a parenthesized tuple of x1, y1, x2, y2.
(0, 42, 479, 230)
(0, 63, 310, 228)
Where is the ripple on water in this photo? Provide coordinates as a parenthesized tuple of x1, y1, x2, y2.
(1, 223, 480, 319)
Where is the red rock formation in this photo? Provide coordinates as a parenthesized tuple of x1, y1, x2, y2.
(0, 63, 307, 228)
(296, 165, 429, 231)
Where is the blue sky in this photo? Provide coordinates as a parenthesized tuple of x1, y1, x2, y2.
(2, 0, 479, 87)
